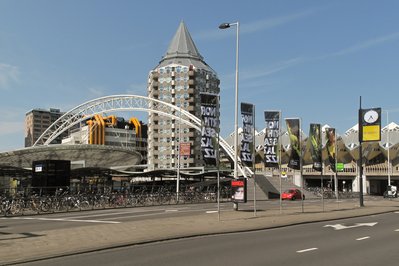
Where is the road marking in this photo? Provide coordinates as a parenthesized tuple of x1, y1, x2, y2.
(165, 209, 179, 212)
(70, 211, 139, 219)
(356, 236, 370, 241)
(206, 211, 218, 214)
(296, 248, 318, 253)
(395, 229, 399, 232)
(1, 217, 120, 224)
(324, 222, 378, 230)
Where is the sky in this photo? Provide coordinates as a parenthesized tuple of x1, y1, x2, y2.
(1, 0, 399, 152)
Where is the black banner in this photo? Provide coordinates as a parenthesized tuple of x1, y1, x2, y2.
(240, 103, 254, 167)
(309, 124, 322, 172)
(264, 111, 280, 168)
(200, 93, 219, 166)
(285, 118, 301, 170)
(325, 127, 336, 172)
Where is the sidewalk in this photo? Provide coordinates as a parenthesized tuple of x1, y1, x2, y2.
(1, 198, 399, 265)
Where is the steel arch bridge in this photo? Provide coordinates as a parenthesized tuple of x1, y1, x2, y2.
(33, 95, 250, 177)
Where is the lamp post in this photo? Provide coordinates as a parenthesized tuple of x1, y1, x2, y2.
(219, 22, 240, 182)
(219, 22, 240, 210)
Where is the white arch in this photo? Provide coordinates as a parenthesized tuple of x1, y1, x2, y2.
(34, 95, 251, 177)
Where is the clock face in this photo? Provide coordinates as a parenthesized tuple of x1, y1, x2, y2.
(364, 110, 379, 124)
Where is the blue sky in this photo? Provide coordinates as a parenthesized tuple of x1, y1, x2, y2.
(1, 0, 399, 152)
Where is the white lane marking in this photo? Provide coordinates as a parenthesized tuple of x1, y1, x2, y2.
(165, 209, 179, 212)
(70, 209, 161, 219)
(1, 217, 120, 224)
(395, 229, 399, 232)
(324, 222, 378, 230)
(356, 236, 370, 241)
(100, 211, 177, 220)
(206, 211, 218, 214)
(296, 248, 318, 253)
(70, 211, 138, 219)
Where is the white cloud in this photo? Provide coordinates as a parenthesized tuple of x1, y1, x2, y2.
(319, 32, 399, 59)
(0, 63, 20, 89)
(0, 121, 24, 135)
(127, 83, 146, 96)
(194, 8, 319, 41)
(240, 57, 305, 81)
(88, 86, 106, 98)
(241, 9, 318, 35)
(220, 57, 305, 90)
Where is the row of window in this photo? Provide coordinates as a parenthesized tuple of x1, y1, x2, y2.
(156, 163, 191, 169)
(157, 137, 191, 143)
(157, 128, 190, 134)
(159, 85, 190, 91)
(158, 93, 190, 101)
(159, 76, 190, 83)
(159, 66, 189, 74)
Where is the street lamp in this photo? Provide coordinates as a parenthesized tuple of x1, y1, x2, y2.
(125, 124, 129, 148)
(219, 21, 240, 185)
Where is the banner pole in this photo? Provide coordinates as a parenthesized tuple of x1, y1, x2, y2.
(279, 111, 282, 214)
(334, 129, 339, 202)
(176, 107, 181, 203)
(253, 105, 256, 217)
(300, 118, 304, 213)
(217, 130, 220, 221)
(321, 163, 324, 212)
(359, 96, 364, 207)
(217, 97, 221, 221)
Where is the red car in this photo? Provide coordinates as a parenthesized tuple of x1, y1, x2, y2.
(281, 189, 304, 200)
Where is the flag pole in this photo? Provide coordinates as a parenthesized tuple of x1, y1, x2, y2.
(253, 105, 256, 217)
(300, 118, 304, 213)
(279, 111, 282, 214)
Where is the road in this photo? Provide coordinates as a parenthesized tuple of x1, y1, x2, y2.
(0, 198, 325, 234)
(13, 210, 399, 266)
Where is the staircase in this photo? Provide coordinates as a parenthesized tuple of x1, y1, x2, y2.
(254, 173, 316, 199)
(245, 177, 268, 201)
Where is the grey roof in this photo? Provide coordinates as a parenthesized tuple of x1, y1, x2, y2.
(156, 21, 216, 74)
(0, 145, 142, 169)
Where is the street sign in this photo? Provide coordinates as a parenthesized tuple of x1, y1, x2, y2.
(336, 163, 344, 172)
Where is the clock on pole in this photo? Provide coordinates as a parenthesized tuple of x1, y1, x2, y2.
(359, 108, 381, 142)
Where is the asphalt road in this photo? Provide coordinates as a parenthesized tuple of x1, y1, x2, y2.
(0, 203, 231, 233)
(0, 198, 324, 234)
(15, 211, 399, 266)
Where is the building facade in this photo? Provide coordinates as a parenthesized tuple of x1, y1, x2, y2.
(61, 115, 148, 163)
(147, 21, 220, 170)
(25, 108, 66, 147)
(225, 122, 399, 195)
